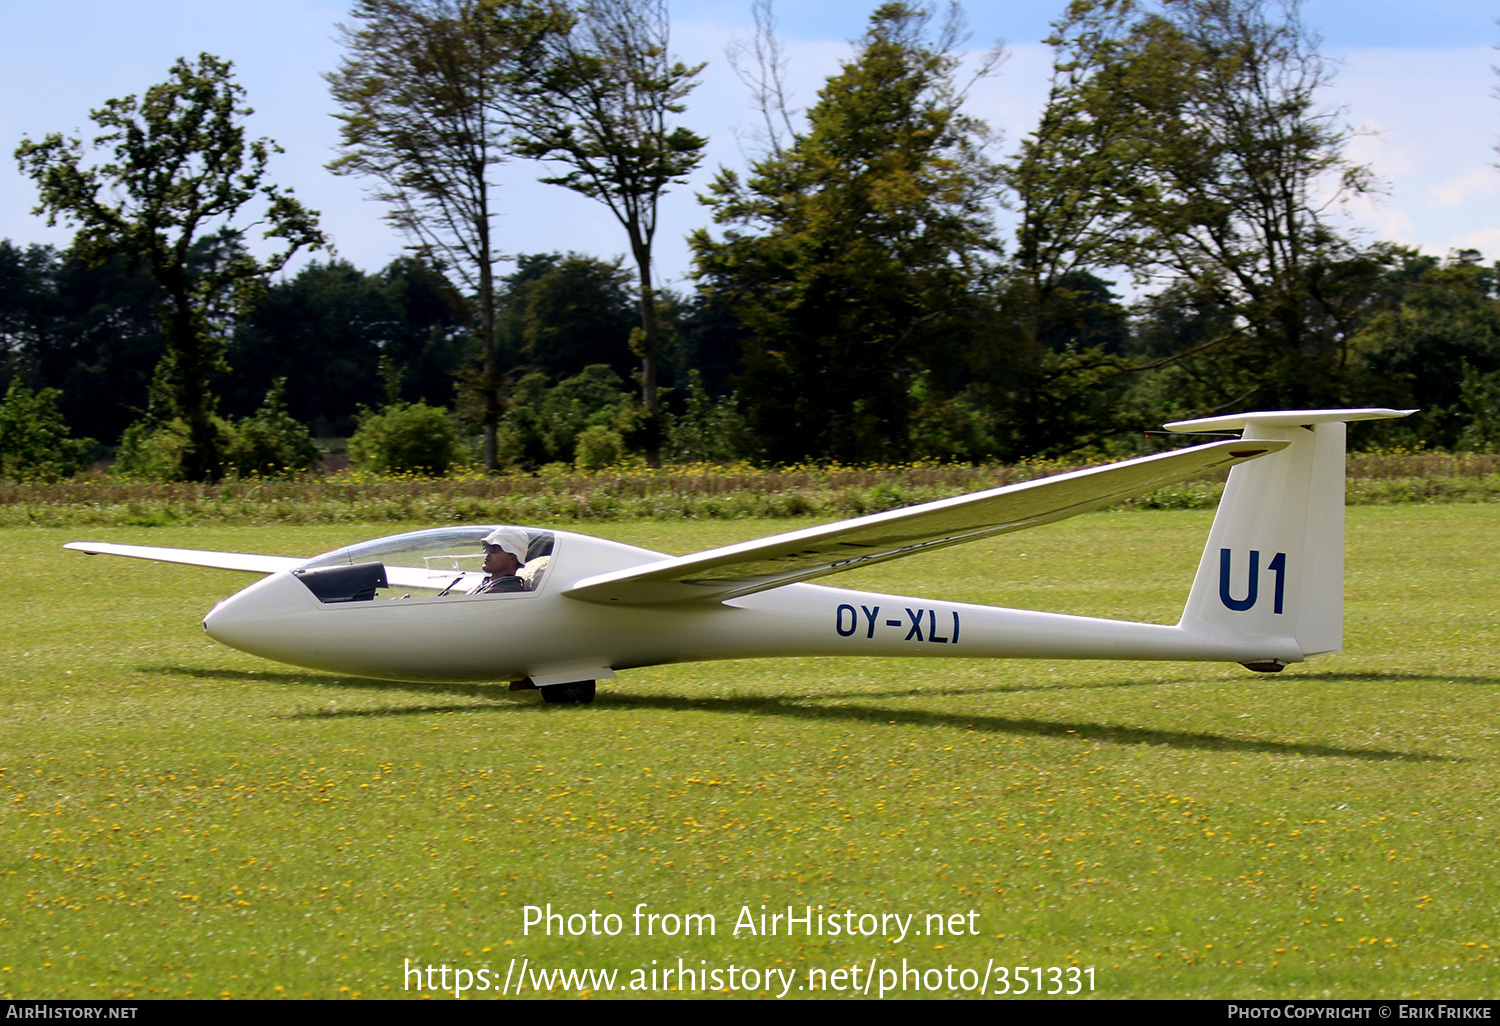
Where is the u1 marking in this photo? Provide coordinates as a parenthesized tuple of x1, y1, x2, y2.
(1218, 549, 1286, 614)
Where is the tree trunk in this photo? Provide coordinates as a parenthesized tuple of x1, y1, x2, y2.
(478, 186, 499, 474)
(630, 230, 662, 468)
(162, 288, 222, 483)
(479, 257, 499, 474)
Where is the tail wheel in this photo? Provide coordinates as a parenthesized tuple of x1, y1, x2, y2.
(540, 680, 596, 705)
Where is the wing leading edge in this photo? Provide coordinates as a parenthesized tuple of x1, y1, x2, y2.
(62, 542, 305, 575)
(562, 438, 1289, 606)
(61, 542, 478, 593)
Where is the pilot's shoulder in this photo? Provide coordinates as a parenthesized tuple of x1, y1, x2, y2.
(482, 575, 526, 594)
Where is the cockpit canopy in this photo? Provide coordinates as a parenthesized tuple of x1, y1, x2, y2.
(298, 526, 555, 598)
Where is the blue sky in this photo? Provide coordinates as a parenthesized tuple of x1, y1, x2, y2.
(2, 1, 1496, 288)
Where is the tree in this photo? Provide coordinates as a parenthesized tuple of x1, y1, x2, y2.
(724, 0, 800, 160)
(1017, 0, 1372, 411)
(15, 54, 326, 481)
(988, 7, 1162, 457)
(226, 256, 471, 436)
(1458, 362, 1500, 450)
(1349, 249, 1500, 447)
(498, 252, 639, 382)
(378, 256, 479, 407)
(45, 250, 172, 446)
(509, 0, 708, 464)
(0, 380, 95, 481)
(0, 241, 231, 448)
(328, 0, 553, 471)
(692, 2, 1003, 463)
(0, 242, 59, 386)
(968, 270, 1140, 459)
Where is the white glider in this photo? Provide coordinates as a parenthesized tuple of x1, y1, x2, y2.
(66, 407, 1412, 702)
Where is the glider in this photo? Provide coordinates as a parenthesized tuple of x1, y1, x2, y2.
(66, 407, 1412, 703)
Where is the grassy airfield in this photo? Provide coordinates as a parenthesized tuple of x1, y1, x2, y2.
(1, 505, 1496, 1000)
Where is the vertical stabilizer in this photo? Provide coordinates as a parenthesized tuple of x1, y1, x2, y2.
(1168, 409, 1414, 662)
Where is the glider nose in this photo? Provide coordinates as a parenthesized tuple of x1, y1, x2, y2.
(202, 571, 316, 658)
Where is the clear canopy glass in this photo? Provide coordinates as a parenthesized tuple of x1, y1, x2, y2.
(299, 526, 556, 595)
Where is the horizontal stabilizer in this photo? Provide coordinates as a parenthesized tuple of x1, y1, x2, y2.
(563, 438, 1288, 606)
(1164, 408, 1416, 433)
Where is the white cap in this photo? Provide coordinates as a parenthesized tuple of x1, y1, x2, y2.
(480, 528, 528, 563)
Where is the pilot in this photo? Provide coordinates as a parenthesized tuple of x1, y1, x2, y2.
(470, 528, 529, 594)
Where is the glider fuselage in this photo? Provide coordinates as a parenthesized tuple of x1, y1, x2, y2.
(202, 530, 1299, 684)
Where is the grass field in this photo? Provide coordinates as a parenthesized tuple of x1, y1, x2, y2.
(1, 506, 1496, 999)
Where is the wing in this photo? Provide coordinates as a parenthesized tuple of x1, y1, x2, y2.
(62, 542, 481, 594)
(562, 438, 1289, 606)
(63, 542, 305, 574)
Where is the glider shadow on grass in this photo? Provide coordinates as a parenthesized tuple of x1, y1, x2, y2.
(600, 693, 1455, 764)
(146, 664, 503, 702)
(142, 664, 1456, 764)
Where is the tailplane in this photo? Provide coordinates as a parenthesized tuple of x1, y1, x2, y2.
(1168, 408, 1414, 668)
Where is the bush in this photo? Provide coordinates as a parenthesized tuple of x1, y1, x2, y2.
(114, 416, 242, 481)
(225, 379, 321, 477)
(347, 401, 464, 476)
(665, 371, 754, 462)
(493, 422, 526, 469)
(500, 365, 633, 465)
(0, 380, 96, 480)
(114, 418, 189, 480)
(574, 425, 625, 471)
(1458, 364, 1500, 451)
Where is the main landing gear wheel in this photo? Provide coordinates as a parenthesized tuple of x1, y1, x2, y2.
(540, 680, 596, 705)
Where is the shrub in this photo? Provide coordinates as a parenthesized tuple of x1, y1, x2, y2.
(574, 425, 625, 471)
(665, 371, 755, 462)
(501, 365, 633, 465)
(493, 422, 526, 469)
(0, 380, 96, 480)
(347, 401, 464, 476)
(116, 415, 258, 481)
(1458, 364, 1500, 452)
(114, 418, 189, 480)
(225, 379, 321, 477)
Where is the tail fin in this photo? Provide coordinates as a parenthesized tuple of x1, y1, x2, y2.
(1168, 408, 1414, 665)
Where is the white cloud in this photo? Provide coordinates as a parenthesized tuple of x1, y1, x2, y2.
(1451, 226, 1500, 254)
(1342, 120, 1413, 177)
(1428, 166, 1500, 208)
(1328, 45, 1500, 258)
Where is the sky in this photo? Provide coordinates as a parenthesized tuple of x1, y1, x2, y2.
(2, 0, 1496, 291)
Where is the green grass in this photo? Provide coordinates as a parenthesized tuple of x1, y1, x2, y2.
(1, 507, 1496, 999)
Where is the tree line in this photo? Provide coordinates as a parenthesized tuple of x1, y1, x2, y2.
(2, 0, 1498, 482)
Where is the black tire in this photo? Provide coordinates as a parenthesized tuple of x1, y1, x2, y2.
(540, 680, 596, 705)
